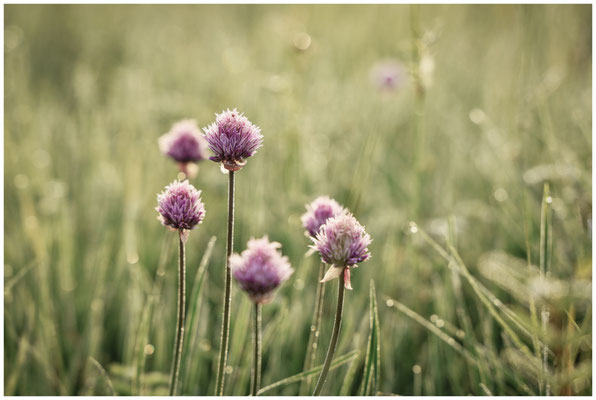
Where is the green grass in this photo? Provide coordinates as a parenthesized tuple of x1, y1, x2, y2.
(4, 4, 592, 396)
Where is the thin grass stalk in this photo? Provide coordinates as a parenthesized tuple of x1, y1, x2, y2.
(313, 268, 345, 395)
(539, 182, 552, 396)
(410, 4, 426, 219)
(88, 357, 116, 396)
(524, 191, 543, 394)
(415, 225, 536, 359)
(215, 170, 235, 396)
(300, 262, 326, 395)
(251, 303, 262, 396)
(257, 350, 359, 395)
(168, 231, 186, 396)
(181, 236, 216, 394)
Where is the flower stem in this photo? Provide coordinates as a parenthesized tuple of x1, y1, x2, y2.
(313, 268, 345, 396)
(300, 262, 326, 395)
(410, 4, 426, 219)
(169, 231, 186, 396)
(251, 303, 262, 396)
(215, 170, 235, 396)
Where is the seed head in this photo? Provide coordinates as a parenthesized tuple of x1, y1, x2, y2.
(156, 180, 205, 231)
(202, 108, 263, 171)
(230, 236, 293, 304)
(301, 196, 346, 237)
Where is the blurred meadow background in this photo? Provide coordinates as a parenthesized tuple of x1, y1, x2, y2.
(4, 4, 592, 396)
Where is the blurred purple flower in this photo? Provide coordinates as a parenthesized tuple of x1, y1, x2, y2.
(202, 108, 263, 171)
(301, 196, 346, 238)
(159, 120, 208, 176)
(231, 236, 294, 304)
(156, 180, 206, 232)
(370, 59, 407, 91)
(311, 213, 372, 290)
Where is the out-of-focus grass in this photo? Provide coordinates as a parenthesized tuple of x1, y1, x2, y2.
(4, 4, 592, 396)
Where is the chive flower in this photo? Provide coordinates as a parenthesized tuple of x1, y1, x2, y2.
(301, 196, 346, 238)
(155, 179, 205, 395)
(202, 108, 263, 171)
(159, 120, 208, 177)
(230, 236, 294, 304)
(370, 59, 407, 91)
(311, 213, 372, 290)
(156, 180, 206, 231)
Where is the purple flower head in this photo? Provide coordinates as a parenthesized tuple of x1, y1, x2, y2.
(230, 236, 294, 304)
(202, 108, 263, 171)
(301, 196, 346, 237)
(311, 213, 372, 290)
(370, 59, 407, 91)
(156, 180, 206, 231)
(159, 120, 209, 164)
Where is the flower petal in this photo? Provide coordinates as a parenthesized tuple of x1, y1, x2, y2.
(321, 265, 344, 283)
(180, 229, 190, 243)
(344, 268, 353, 290)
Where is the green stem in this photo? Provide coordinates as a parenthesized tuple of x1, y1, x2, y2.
(313, 268, 345, 395)
(168, 231, 186, 396)
(251, 303, 262, 396)
(410, 4, 426, 219)
(215, 171, 235, 396)
(301, 262, 326, 394)
(539, 182, 552, 396)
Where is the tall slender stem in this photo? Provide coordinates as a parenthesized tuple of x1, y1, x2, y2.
(251, 303, 262, 396)
(169, 231, 186, 396)
(301, 262, 326, 395)
(215, 170, 235, 396)
(313, 268, 345, 396)
(410, 4, 426, 219)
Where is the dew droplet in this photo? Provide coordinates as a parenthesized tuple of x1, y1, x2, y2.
(430, 314, 438, 323)
(293, 32, 311, 51)
(435, 319, 445, 328)
(469, 108, 486, 125)
(409, 221, 418, 234)
(144, 344, 155, 356)
(224, 366, 234, 374)
(412, 365, 422, 374)
(494, 188, 508, 202)
(127, 253, 139, 264)
(385, 299, 394, 307)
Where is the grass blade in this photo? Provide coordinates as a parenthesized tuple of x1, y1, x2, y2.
(539, 182, 553, 395)
(180, 236, 216, 393)
(413, 225, 536, 360)
(340, 351, 362, 396)
(361, 279, 381, 395)
(88, 356, 116, 396)
(4, 261, 36, 295)
(385, 296, 476, 364)
(257, 350, 359, 395)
